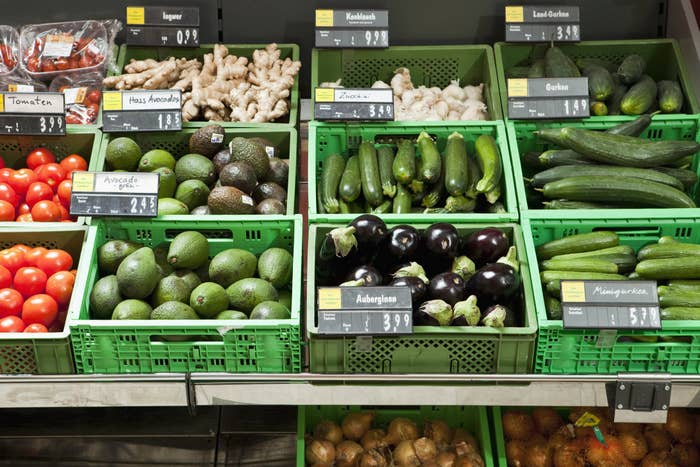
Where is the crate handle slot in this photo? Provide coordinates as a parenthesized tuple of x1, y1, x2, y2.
(164, 229, 233, 240)
(617, 335, 697, 345)
(149, 334, 224, 344)
(593, 226, 662, 238)
(373, 134, 439, 145)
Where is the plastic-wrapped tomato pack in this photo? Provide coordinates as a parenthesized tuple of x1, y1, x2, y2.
(0, 26, 19, 75)
(0, 74, 47, 92)
(49, 72, 102, 124)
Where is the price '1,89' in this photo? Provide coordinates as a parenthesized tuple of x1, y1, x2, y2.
(40, 116, 64, 134)
(383, 312, 410, 332)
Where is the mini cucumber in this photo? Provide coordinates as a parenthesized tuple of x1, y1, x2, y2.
(550, 245, 635, 260)
(617, 54, 646, 84)
(393, 183, 412, 214)
(475, 134, 502, 193)
(392, 139, 416, 185)
(320, 153, 345, 213)
(377, 146, 396, 198)
(591, 101, 608, 116)
(339, 155, 361, 202)
(546, 281, 561, 298)
(658, 286, 700, 307)
(545, 295, 563, 320)
(660, 307, 700, 320)
(540, 270, 628, 283)
(668, 280, 700, 290)
(416, 132, 441, 183)
(358, 142, 384, 207)
(551, 251, 637, 274)
(444, 132, 469, 196)
(540, 258, 618, 274)
(637, 242, 700, 261)
(636, 256, 700, 279)
(530, 165, 685, 190)
(538, 149, 595, 167)
(536, 231, 619, 260)
(658, 80, 683, 113)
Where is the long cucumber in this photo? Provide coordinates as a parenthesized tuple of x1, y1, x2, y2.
(338, 155, 361, 202)
(636, 256, 700, 279)
(320, 153, 345, 213)
(543, 200, 624, 210)
(536, 231, 619, 260)
(358, 142, 384, 207)
(550, 245, 634, 260)
(416, 132, 441, 183)
(540, 270, 628, 283)
(392, 139, 416, 185)
(540, 258, 618, 274)
(538, 150, 595, 167)
(654, 167, 698, 190)
(531, 165, 684, 190)
(444, 132, 469, 196)
(606, 112, 657, 137)
(377, 146, 396, 198)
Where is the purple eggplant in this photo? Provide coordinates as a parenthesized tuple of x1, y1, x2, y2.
(466, 263, 520, 306)
(423, 223, 460, 259)
(389, 276, 427, 307)
(318, 226, 357, 261)
(429, 272, 467, 307)
(462, 228, 509, 266)
(480, 304, 516, 328)
(386, 225, 420, 259)
(416, 299, 453, 326)
(349, 215, 387, 249)
(343, 265, 383, 287)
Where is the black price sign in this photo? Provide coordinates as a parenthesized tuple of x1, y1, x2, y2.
(315, 9, 389, 48)
(0, 92, 65, 135)
(561, 280, 661, 330)
(69, 172, 159, 217)
(505, 5, 580, 42)
(317, 286, 413, 335)
(126, 6, 200, 46)
(102, 90, 182, 132)
(314, 88, 394, 121)
(507, 77, 589, 119)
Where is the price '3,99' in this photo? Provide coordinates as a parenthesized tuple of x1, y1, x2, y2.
(40, 116, 64, 134)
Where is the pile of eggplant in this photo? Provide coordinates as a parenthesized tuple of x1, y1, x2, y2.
(316, 215, 523, 328)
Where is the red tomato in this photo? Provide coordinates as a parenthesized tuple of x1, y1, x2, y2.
(25, 247, 47, 267)
(86, 89, 101, 103)
(0, 288, 23, 318)
(34, 163, 66, 188)
(0, 265, 11, 288)
(31, 200, 61, 222)
(11, 244, 30, 255)
(0, 168, 14, 185)
(36, 249, 72, 276)
(25, 181, 53, 207)
(13, 267, 48, 298)
(57, 180, 72, 207)
(21, 294, 58, 327)
(57, 203, 70, 221)
(59, 154, 87, 174)
(24, 323, 48, 333)
(16, 202, 30, 215)
(0, 315, 25, 332)
(0, 183, 17, 206)
(9, 168, 38, 195)
(0, 249, 26, 275)
(0, 200, 14, 221)
(0, 156, 5, 168)
(41, 60, 56, 72)
(26, 56, 39, 72)
(65, 114, 81, 125)
(54, 57, 70, 70)
(46, 270, 75, 307)
(15, 213, 33, 222)
(26, 147, 56, 170)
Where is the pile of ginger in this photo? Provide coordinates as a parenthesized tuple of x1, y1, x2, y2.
(103, 43, 301, 123)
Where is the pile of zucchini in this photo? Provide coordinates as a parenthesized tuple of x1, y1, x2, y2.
(319, 131, 505, 215)
(523, 114, 700, 209)
(508, 44, 685, 115)
(537, 231, 700, 321)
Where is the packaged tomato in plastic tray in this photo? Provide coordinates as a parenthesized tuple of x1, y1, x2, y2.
(0, 26, 19, 76)
(0, 72, 48, 92)
(19, 20, 118, 80)
(50, 72, 101, 124)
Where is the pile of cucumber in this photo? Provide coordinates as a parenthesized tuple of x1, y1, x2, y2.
(537, 231, 700, 321)
(319, 131, 505, 215)
(508, 45, 685, 116)
(523, 114, 700, 209)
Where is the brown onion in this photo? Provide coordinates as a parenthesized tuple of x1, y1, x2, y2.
(306, 439, 336, 465)
(665, 408, 696, 443)
(314, 419, 343, 445)
(362, 428, 387, 450)
(524, 441, 552, 467)
(336, 440, 364, 467)
(672, 443, 700, 467)
(452, 428, 480, 452)
(384, 418, 419, 446)
(424, 419, 453, 450)
(435, 451, 457, 467)
(342, 412, 374, 441)
(502, 411, 536, 441)
(454, 452, 485, 467)
(532, 407, 564, 436)
(615, 422, 643, 435)
(547, 425, 573, 451)
(641, 450, 679, 467)
(644, 426, 673, 452)
(360, 449, 389, 467)
(414, 437, 438, 463)
(619, 431, 648, 461)
(394, 439, 420, 466)
(552, 439, 585, 467)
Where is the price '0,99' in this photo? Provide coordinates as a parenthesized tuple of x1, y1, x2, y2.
(130, 196, 156, 214)
(383, 312, 410, 332)
(40, 116, 63, 133)
(176, 28, 198, 45)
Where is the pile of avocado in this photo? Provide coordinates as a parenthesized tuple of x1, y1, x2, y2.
(104, 124, 290, 215)
(89, 230, 293, 321)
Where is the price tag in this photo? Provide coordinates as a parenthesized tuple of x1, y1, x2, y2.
(314, 88, 394, 121)
(0, 92, 65, 135)
(69, 172, 159, 217)
(561, 280, 661, 330)
(505, 5, 580, 42)
(507, 77, 589, 119)
(317, 286, 413, 335)
(102, 90, 182, 132)
(315, 9, 389, 48)
(126, 6, 200, 46)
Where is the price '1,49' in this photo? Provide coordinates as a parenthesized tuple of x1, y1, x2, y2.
(563, 98, 588, 116)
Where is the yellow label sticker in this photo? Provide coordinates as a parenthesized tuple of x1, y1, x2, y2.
(318, 288, 342, 310)
(561, 281, 586, 303)
(575, 412, 601, 427)
(315, 88, 335, 103)
(126, 7, 146, 25)
(0, 95, 4, 113)
(102, 92, 123, 111)
(507, 78, 529, 97)
(7, 85, 16, 92)
(72, 172, 95, 192)
(316, 9, 334, 27)
(505, 6, 525, 22)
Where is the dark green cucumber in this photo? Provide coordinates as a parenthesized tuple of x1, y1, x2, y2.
(617, 54, 646, 84)
(320, 153, 345, 213)
(339, 155, 361, 202)
(540, 258, 618, 274)
(422, 166, 446, 208)
(416, 132, 441, 183)
(543, 199, 623, 209)
(668, 280, 700, 290)
(465, 154, 481, 199)
(637, 242, 700, 261)
(660, 307, 700, 320)
(538, 150, 595, 167)
(607, 84, 628, 116)
(530, 165, 684, 190)
(550, 245, 635, 260)
(545, 46, 580, 78)
(392, 139, 416, 185)
(540, 270, 628, 283)
(576, 58, 618, 73)
(507, 66, 531, 78)
(522, 151, 544, 170)
(536, 231, 619, 260)
(667, 155, 694, 169)
(444, 131, 469, 196)
(392, 183, 412, 213)
(620, 75, 657, 115)
(528, 59, 546, 78)
(655, 167, 698, 190)
(541, 176, 696, 208)
(584, 65, 615, 101)
(591, 101, 608, 116)
(358, 142, 384, 207)
(606, 112, 656, 137)
(636, 256, 700, 279)
(659, 286, 700, 307)
(475, 134, 502, 193)
(658, 80, 683, 113)
(377, 146, 396, 198)
(545, 295, 563, 320)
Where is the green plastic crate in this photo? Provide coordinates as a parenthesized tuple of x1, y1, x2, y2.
(95, 127, 297, 217)
(524, 216, 700, 374)
(297, 405, 494, 467)
(308, 121, 517, 223)
(508, 117, 700, 219)
(0, 225, 92, 374)
(69, 215, 302, 374)
(114, 44, 300, 128)
(311, 44, 503, 121)
(306, 222, 537, 374)
(0, 128, 102, 227)
(495, 39, 700, 122)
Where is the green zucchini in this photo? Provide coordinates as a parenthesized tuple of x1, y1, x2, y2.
(540, 258, 618, 274)
(377, 146, 396, 198)
(620, 75, 657, 115)
(540, 176, 696, 208)
(545, 46, 580, 78)
(637, 242, 700, 261)
(371, 199, 392, 214)
(657, 80, 683, 113)
(538, 150, 595, 167)
(465, 154, 481, 199)
(320, 153, 346, 213)
(422, 166, 446, 208)
(507, 66, 531, 78)
(636, 256, 700, 279)
(658, 286, 700, 307)
(550, 245, 634, 260)
(540, 270, 628, 283)
(543, 199, 623, 209)
(668, 280, 700, 290)
(358, 142, 384, 207)
(584, 65, 615, 101)
(444, 131, 469, 196)
(416, 132, 441, 183)
(607, 84, 628, 116)
(545, 295, 563, 320)
(530, 165, 684, 190)
(591, 101, 608, 116)
(474, 134, 502, 193)
(392, 183, 412, 214)
(445, 195, 476, 213)
(536, 231, 619, 260)
(392, 139, 416, 185)
(606, 113, 656, 137)
(488, 201, 507, 214)
(528, 59, 546, 78)
(485, 183, 501, 204)
(339, 155, 362, 202)
(617, 54, 646, 84)
(660, 307, 700, 320)
(339, 198, 363, 214)
(655, 167, 698, 190)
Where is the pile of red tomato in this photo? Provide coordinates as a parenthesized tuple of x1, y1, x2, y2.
(0, 244, 75, 333)
(0, 147, 87, 222)
(24, 36, 104, 73)
(0, 43, 17, 71)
